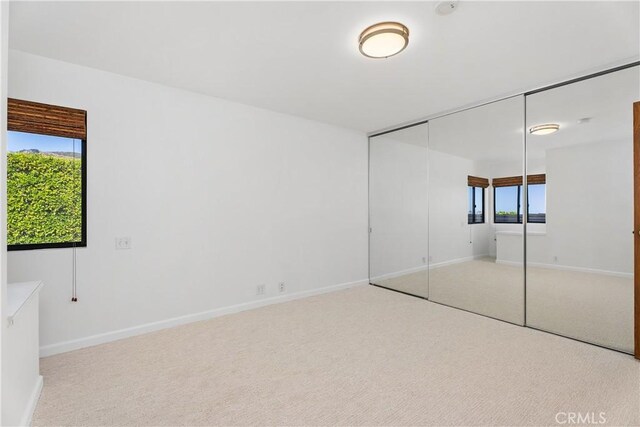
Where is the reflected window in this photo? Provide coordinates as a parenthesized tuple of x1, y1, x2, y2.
(494, 185, 521, 223)
(527, 184, 546, 223)
(494, 183, 546, 224)
(467, 186, 485, 224)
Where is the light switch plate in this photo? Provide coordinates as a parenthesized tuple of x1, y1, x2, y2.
(116, 237, 131, 250)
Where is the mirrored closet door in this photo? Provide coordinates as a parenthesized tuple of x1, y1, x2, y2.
(368, 66, 638, 354)
(525, 66, 640, 353)
(369, 123, 429, 298)
(428, 96, 525, 324)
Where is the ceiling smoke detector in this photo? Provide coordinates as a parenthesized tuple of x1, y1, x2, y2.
(435, 1, 459, 16)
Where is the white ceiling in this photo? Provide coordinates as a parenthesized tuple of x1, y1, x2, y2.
(9, 1, 640, 133)
(428, 95, 523, 162)
(526, 65, 639, 159)
(373, 65, 639, 164)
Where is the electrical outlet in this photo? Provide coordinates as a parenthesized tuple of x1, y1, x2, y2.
(256, 284, 266, 295)
(422, 257, 427, 264)
(279, 282, 286, 293)
(553, 256, 558, 263)
(115, 237, 131, 250)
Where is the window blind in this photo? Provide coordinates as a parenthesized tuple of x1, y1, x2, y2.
(467, 175, 489, 188)
(492, 174, 546, 187)
(8, 98, 87, 140)
(527, 174, 546, 185)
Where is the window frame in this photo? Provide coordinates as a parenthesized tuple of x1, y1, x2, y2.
(493, 184, 522, 224)
(467, 185, 485, 224)
(493, 184, 546, 224)
(7, 134, 87, 251)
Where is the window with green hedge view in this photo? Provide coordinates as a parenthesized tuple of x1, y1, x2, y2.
(7, 131, 83, 248)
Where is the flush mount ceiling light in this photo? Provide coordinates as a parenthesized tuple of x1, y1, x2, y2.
(529, 123, 560, 135)
(359, 22, 409, 59)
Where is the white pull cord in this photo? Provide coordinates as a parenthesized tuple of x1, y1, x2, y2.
(71, 246, 78, 302)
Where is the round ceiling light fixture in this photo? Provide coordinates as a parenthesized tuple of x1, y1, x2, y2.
(529, 123, 560, 136)
(359, 22, 409, 59)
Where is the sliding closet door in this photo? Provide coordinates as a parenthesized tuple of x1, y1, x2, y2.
(428, 96, 525, 324)
(369, 123, 429, 298)
(525, 66, 640, 353)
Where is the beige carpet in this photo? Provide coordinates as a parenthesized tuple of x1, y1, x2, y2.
(429, 258, 525, 325)
(374, 269, 428, 298)
(34, 286, 639, 426)
(527, 267, 633, 353)
(377, 258, 634, 352)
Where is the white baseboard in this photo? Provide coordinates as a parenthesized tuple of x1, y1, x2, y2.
(40, 279, 367, 357)
(496, 260, 632, 278)
(19, 375, 43, 427)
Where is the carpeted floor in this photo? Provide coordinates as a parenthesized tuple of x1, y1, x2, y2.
(33, 285, 639, 426)
(374, 258, 634, 352)
(374, 269, 429, 298)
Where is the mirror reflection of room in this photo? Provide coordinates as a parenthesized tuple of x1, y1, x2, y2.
(369, 123, 429, 298)
(428, 96, 526, 324)
(525, 66, 639, 353)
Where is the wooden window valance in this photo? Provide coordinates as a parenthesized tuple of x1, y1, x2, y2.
(492, 174, 546, 187)
(527, 174, 546, 185)
(8, 98, 87, 140)
(468, 175, 489, 188)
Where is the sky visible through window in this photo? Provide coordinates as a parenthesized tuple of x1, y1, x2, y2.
(494, 184, 545, 214)
(528, 184, 546, 214)
(8, 131, 82, 154)
(495, 186, 519, 213)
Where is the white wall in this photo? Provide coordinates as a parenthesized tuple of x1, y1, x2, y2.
(7, 51, 368, 355)
(428, 149, 490, 265)
(544, 138, 632, 274)
(369, 134, 428, 279)
(488, 139, 633, 276)
(371, 144, 529, 276)
(487, 140, 633, 276)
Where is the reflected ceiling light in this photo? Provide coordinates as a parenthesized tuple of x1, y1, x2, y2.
(359, 22, 409, 59)
(529, 123, 560, 135)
